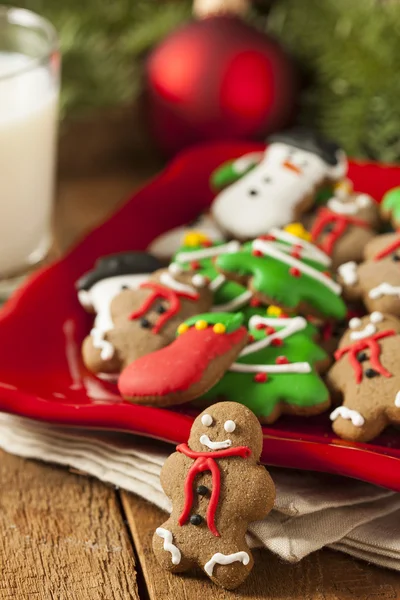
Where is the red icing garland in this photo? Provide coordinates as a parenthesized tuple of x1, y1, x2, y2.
(334, 330, 395, 383)
(374, 237, 400, 261)
(311, 207, 371, 256)
(176, 443, 251, 537)
(128, 281, 199, 334)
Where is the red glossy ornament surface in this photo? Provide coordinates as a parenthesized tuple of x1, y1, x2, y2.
(0, 141, 399, 491)
(146, 16, 297, 154)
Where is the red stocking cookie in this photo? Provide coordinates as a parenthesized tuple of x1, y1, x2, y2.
(153, 402, 275, 589)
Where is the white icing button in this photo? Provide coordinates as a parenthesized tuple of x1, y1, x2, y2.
(192, 274, 207, 288)
(370, 311, 384, 324)
(201, 414, 213, 427)
(349, 317, 362, 330)
(357, 194, 372, 208)
(224, 420, 236, 433)
(169, 263, 183, 275)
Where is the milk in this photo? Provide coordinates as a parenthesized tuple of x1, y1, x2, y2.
(0, 52, 58, 276)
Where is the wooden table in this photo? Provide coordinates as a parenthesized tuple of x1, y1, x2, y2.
(1, 154, 399, 599)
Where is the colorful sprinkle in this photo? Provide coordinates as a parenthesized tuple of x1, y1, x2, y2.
(289, 267, 301, 278)
(184, 232, 210, 247)
(252, 249, 263, 257)
(276, 356, 289, 365)
(177, 323, 189, 335)
(258, 234, 276, 242)
(201, 239, 213, 247)
(250, 298, 261, 307)
(284, 222, 312, 242)
(190, 261, 201, 270)
(255, 323, 266, 330)
(248, 334, 255, 343)
(266, 305, 283, 317)
(213, 323, 226, 334)
(195, 320, 208, 330)
(271, 338, 283, 347)
(254, 373, 268, 383)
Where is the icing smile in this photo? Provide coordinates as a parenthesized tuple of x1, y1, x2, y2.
(199, 434, 232, 450)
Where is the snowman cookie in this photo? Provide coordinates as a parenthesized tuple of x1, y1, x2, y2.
(79, 263, 213, 377)
(211, 128, 347, 240)
(153, 402, 275, 589)
(327, 312, 400, 442)
(337, 232, 400, 318)
(309, 192, 381, 269)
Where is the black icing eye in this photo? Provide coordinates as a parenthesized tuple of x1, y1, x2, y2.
(140, 318, 151, 329)
(121, 285, 130, 290)
(264, 176, 272, 183)
(156, 305, 167, 314)
(249, 189, 258, 196)
(392, 254, 400, 262)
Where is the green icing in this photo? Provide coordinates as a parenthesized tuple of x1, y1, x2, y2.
(183, 312, 244, 333)
(216, 242, 346, 320)
(382, 187, 400, 225)
(200, 316, 329, 419)
(210, 158, 258, 191)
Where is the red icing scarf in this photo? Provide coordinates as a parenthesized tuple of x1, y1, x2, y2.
(334, 329, 395, 383)
(311, 207, 370, 255)
(176, 443, 251, 537)
(128, 282, 199, 334)
(374, 237, 400, 261)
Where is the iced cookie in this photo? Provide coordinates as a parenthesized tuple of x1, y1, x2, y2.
(211, 127, 347, 240)
(118, 313, 248, 406)
(148, 213, 225, 261)
(216, 227, 346, 320)
(337, 232, 400, 317)
(153, 402, 275, 589)
(327, 312, 400, 442)
(201, 310, 330, 423)
(380, 186, 400, 229)
(80, 264, 213, 377)
(309, 192, 380, 269)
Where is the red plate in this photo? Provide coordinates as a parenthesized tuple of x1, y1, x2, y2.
(0, 141, 399, 491)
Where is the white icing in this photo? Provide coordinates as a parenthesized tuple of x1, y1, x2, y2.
(155, 528, 181, 565)
(159, 272, 198, 297)
(350, 323, 376, 341)
(232, 152, 264, 174)
(349, 317, 362, 330)
(268, 228, 331, 267)
(330, 407, 365, 427)
(211, 290, 253, 313)
(338, 261, 358, 286)
(192, 274, 207, 288)
(147, 214, 225, 260)
(252, 239, 342, 295)
(327, 194, 372, 216)
(224, 420, 236, 433)
(168, 263, 183, 275)
(209, 274, 226, 291)
(369, 283, 400, 300)
(395, 391, 400, 408)
(90, 327, 115, 360)
(211, 142, 347, 239)
(175, 240, 240, 264)
(370, 311, 383, 324)
(201, 414, 213, 427)
(199, 434, 231, 450)
(357, 194, 373, 208)
(204, 551, 250, 577)
(230, 361, 311, 374)
(241, 316, 307, 357)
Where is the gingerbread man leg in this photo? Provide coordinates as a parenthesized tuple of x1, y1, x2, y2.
(202, 544, 254, 590)
(330, 399, 388, 443)
(152, 525, 193, 574)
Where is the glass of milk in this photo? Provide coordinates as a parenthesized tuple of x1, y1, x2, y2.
(0, 7, 59, 298)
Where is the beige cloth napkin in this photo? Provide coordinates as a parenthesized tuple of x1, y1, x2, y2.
(0, 413, 399, 570)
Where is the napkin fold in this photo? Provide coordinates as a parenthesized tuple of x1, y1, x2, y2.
(0, 413, 399, 570)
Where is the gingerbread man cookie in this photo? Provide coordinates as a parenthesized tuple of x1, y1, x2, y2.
(80, 263, 213, 377)
(211, 128, 347, 240)
(309, 191, 380, 269)
(216, 227, 346, 320)
(337, 232, 400, 318)
(327, 312, 400, 442)
(153, 402, 275, 589)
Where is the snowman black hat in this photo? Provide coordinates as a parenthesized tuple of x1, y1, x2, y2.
(76, 252, 162, 292)
(268, 127, 342, 166)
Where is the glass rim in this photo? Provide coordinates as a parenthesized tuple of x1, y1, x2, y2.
(0, 6, 59, 82)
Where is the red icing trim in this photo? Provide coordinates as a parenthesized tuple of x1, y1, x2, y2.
(128, 281, 199, 334)
(335, 329, 395, 383)
(311, 207, 371, 256)
(118, 326, 247, 398)
(176, 443, 251, 537)
(374, 237, 400, 261)
(254, 373, 268, 383)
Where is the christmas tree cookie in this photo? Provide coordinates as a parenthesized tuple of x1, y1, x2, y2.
(118, 312, 248, 407)
(200, 309, 330, 423)
(216, 227, 346, 320)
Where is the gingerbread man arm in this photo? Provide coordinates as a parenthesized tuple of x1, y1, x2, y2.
(336, 261, 363, 302)
(159, 452, 188, 500)
(229, 464, 275, 523)
(81, 334, 122, 375)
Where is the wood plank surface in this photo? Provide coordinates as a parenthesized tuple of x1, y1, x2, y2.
(121, 492, 400, 600)
(0, 450, 139, 600)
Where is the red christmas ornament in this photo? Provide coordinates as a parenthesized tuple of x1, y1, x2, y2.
(146, 6, 298, 155)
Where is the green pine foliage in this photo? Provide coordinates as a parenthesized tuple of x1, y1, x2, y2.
(267, 0, 400, 162)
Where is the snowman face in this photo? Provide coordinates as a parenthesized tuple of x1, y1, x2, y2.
(78, 273, 150, 315)
(212, 142, 345, 240)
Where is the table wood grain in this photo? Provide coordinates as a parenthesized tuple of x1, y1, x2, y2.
(0, 144, 399, 598)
